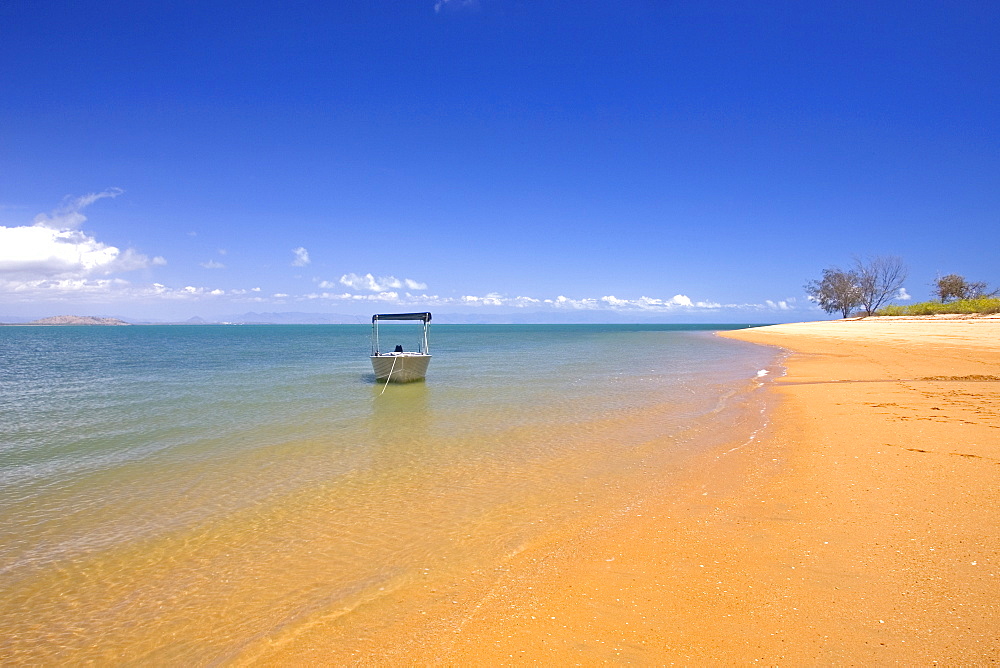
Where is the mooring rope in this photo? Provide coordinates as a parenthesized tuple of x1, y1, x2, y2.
(379, 355, 398, 396)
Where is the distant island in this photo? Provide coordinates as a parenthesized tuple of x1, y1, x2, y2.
(25, 315, 131, 326)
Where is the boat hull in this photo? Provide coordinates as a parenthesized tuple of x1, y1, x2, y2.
(370, 354, 431, 383)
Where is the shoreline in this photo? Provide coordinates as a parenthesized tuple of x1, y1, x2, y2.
(5, 320, 996, 662)
(373, 318, 999, 664)
(713, 318, 1000, 662)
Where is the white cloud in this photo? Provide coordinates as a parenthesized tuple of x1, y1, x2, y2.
(553, 295, 599, 309)
(669, 294, 693, 307)
(540, 293, 723, 312)
(898, 287, 912, 301)
(0, 226, 120, 277)
(304, 290, 403, 302)
(228, 287, 262, 296)
(32, 188, 123, 230)
(339, 272, 428, 292)
(1, 277, 130, 296)
(0, 190, 162, 286)
(404, 278, 428, 290)
(200, 260, 226, 269)
(434, 0, 477, 13)
(291, 247, 310, 267)
(0, 277, 261, 304)
(510, 296, 541, 308)
(340, 273, 383, 290)
(461, 292, 506, 306)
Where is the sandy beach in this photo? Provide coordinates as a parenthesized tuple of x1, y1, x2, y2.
(7, 319, 996, 664)
(381, 317, 1000, 664)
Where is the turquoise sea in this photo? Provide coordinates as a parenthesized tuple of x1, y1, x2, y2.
(0, 324, 778, 663)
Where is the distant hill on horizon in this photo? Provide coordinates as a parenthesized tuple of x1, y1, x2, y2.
(24, 315, 131, 326)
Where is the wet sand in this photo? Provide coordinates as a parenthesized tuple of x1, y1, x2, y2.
(387, 317, 1000, 664)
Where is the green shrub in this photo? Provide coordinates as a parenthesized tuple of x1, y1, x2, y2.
(875, 297, 1000, 316)
(957, 297, 1000, 314)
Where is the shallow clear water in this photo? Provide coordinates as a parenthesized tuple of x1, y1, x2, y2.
(0, 324, 777, 662)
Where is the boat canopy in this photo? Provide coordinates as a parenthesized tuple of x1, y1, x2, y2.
(371, 312, 432, 357)
(371, 312, 432, 323)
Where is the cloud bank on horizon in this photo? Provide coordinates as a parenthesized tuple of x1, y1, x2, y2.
(0, 192, 809, 320)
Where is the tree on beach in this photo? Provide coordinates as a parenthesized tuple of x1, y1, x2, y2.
(933, 274, 996, 302)
(804, 267, 863, 318)
(854, 255, 908, 316)
(806, 255, 908, 317)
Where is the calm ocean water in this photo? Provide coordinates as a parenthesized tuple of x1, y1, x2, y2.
(0, 324, 777, 663)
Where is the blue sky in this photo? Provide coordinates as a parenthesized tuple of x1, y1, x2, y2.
(2, 1, 997, 322)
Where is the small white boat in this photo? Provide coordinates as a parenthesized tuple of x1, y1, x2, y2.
(370, 312, 432, 383)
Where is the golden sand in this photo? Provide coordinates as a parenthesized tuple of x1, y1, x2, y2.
(370, 317, 1000, 664)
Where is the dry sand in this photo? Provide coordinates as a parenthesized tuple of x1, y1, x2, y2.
(397, 317, 1000, 665)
